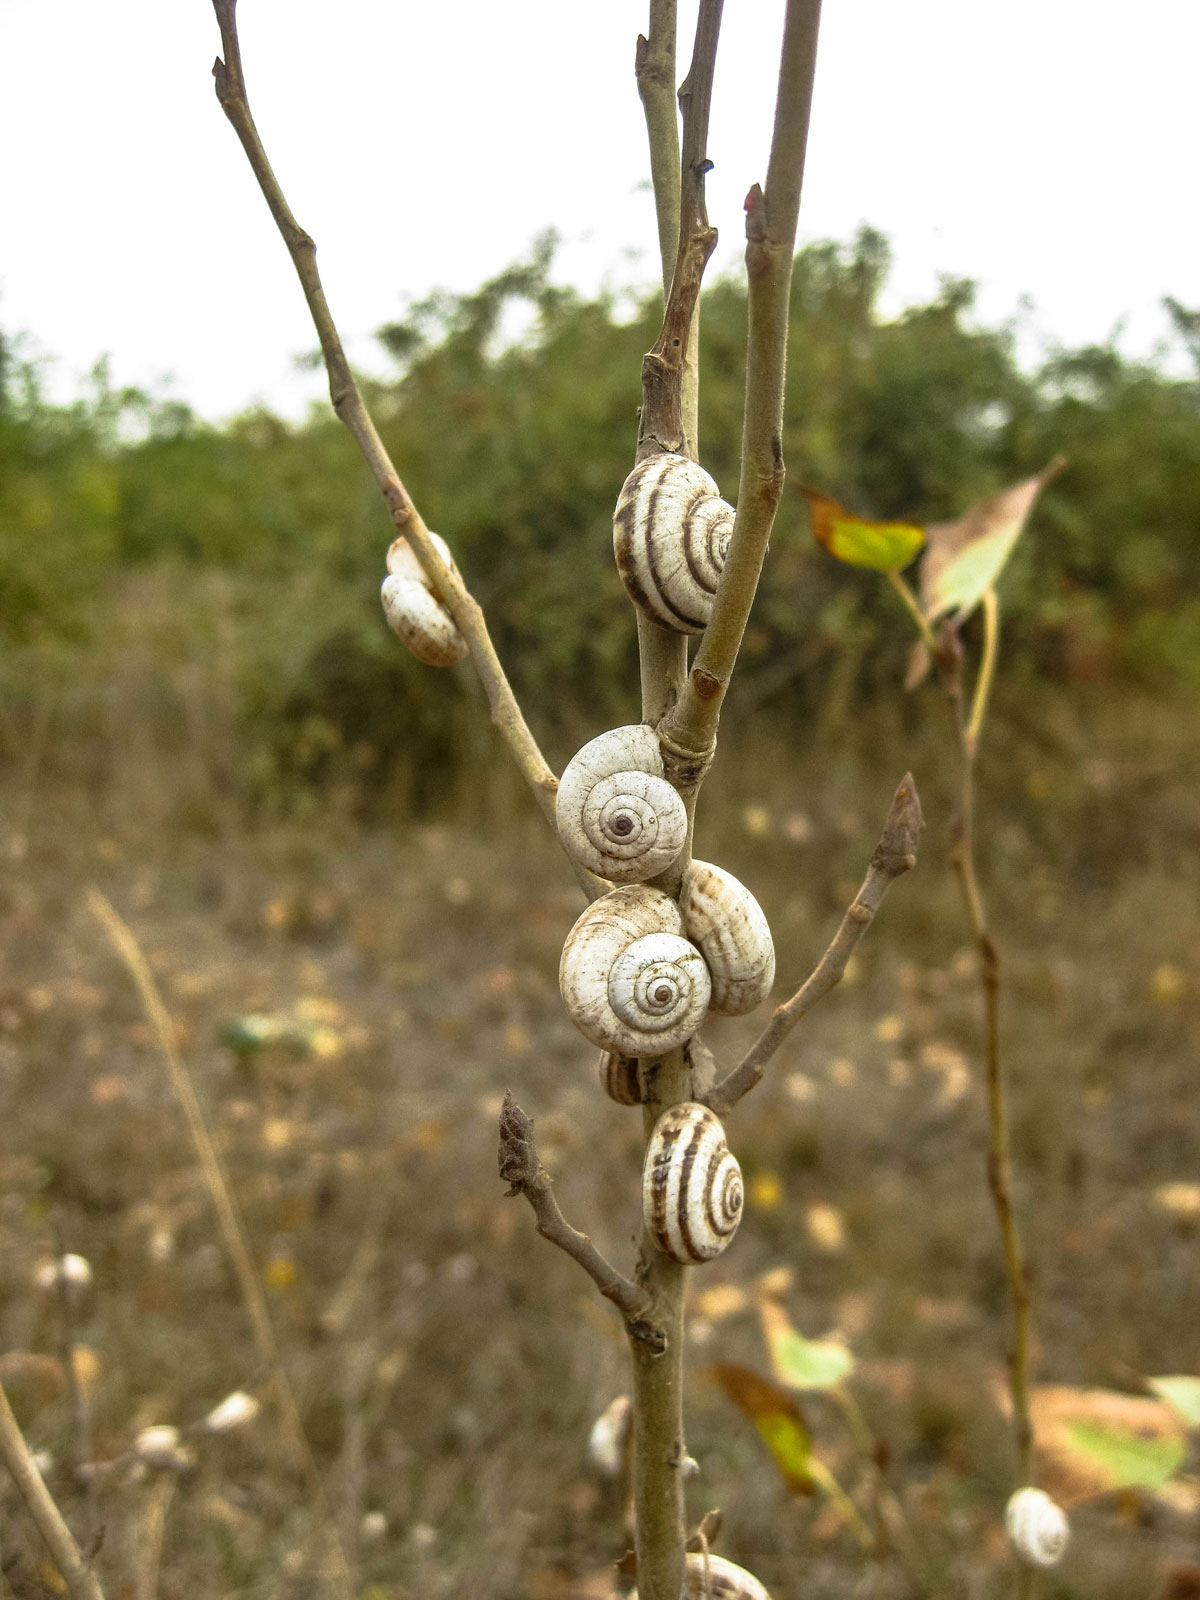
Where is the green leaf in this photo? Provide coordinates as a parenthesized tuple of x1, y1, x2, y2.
(802, 487, 925, 572)
(1148, 1376, 1200, 1429)
(922, 456, 1065, 621)
(711, 1363, 815, 1494)
(761, 1298, 855, 1391)
(1063, 1420, 1186, 1490)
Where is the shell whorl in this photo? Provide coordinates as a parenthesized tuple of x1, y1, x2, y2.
(613, 454, 735, 635)
(556, 726, 687, 883)
(381, 532, 468, 667)
(559, 887, 711, 1056)
(1005, 1488, 1069, 1568)
(642, 1102, 743, 1264)
(681, 861, 775, 1016)
(631, 1556, 772, 1600)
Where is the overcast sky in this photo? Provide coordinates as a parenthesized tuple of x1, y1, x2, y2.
(2, 1, 1196, 421)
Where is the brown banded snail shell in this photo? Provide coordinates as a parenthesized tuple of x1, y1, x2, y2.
(559, 887, 710, 1057)
(613, 454, 735, 634)
(598, 1050, 642, 1105)
(681, 860, 775, 1015)
(381, 530, 468, 667)
(556, 725, 687, 883)
(642, 1102, 743, 1264)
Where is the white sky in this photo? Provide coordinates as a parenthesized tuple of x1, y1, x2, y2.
(2, 1, 1197, 421)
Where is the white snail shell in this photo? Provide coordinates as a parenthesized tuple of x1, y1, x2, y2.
(631, 1553, 772, 1599)
(613, 454, 735, 634)
(1005, 1487, 1069, 1568)
(642, 1102, 743, 1264)
(560, 887, 711, 1056)
(681, 861, 775, 1015)
(381, 531, 468, 668)
(556, 725, 687, 883)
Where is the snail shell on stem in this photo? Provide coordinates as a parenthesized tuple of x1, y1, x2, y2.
(556, 724, 687, 883)
(381, 531, 468, 667)
(631, 1553, 772, 1599)
(560, 887, 710, 1057)
(1005, 1487, 1069, 1568)
(598, 1037, 718, 1106)
(613, 454, 735, 634)
(681, 860, 775, 1015)
(642, 1102, 743, 1264)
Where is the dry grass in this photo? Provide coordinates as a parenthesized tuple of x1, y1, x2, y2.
(0, 670, 1198, 1598)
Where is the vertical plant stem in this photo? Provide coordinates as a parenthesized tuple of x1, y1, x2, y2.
(0, 1379, 105, 1600)
(944, 640, 1033, 1492)
(886, 568, 938, 650)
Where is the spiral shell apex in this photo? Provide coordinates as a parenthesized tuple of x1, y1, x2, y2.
(643, 1102, 743, 1264)
(560, 887, 711, 1056)
(681, 860, 775, 1015)
(381, 531, 468, 667)
(1005, 1487, 1069, 1568)
(556, 725, 687, 883)
(631, 1555, 772, 1599)
(614, 454, 735, 634)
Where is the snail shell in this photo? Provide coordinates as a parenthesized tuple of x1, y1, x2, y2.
(598, 1051, 642, 1105)
(681, 861, 775, 1015)
(1005, 1487, 1069, 1568)
(631, 1554, 771, 1599)
(613, 454, 735, 634)
(642, 1102, 743, 1264)
(556, 725, 687, 883)
(381, 531, 468, 667)
(560, 887, 711, 1056)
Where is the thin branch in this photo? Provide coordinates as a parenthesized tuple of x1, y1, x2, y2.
(886, 567, 938, 651)
(636, 3, 681, 301)
(707, 773, 922, 1115)
(662, 0, 823, 767)
(0, 1378, 105, 1600)
(965, 586, 1000, 758)
(498, 1094, 664, 1349)
(208, 1, 592, 886)
(86, 887, 354, 1598)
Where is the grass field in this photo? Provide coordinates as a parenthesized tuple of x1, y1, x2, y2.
(1, 661, 1198, 1598)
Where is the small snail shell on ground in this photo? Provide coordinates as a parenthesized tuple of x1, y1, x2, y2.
(556, 725, 687, 883)
(631, 1553, 772, 1599)
(381, 531, 468, 667)
(1005, 1487, 1069, 1568)
(642, 1102, 743, 1264)
(613, 454, 735, 634)
(681, 860, 775, 1015)
(560, 886, 711, 1056)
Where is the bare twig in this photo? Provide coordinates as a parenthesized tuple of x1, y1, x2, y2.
(662, 0, 823, 771)
(708, 774, 922, 1115)
(207, 1, 607, 898)
(636, 2, 681, 301)
(86, 887, 353, 1597)
(499, 1094, 663, 1349)
(0, 1378, 104, 1600)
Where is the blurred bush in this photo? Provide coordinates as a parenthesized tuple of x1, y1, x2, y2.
(1, 230, 1197, 812)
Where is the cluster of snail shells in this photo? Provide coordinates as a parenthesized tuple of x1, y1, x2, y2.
(381, 530, 468, 667)
(614, 454, 736, 634)
(631, 1554, 772, 1599)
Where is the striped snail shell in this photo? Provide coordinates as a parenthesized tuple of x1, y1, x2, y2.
(613, 454, 735, 634)
(556, 725, 687, 883)
(1005, 1487, 1069, 1568)
(642, 1102, 743, 1264)
(560, 887, 711, 1057)
(381, 530, 468, 668)
(681, 860, 775, 1016)
(630, 1553, 771, 1599)
(598, 1051, 642, 1105)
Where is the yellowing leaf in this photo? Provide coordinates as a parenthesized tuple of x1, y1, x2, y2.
(1026, 1384, 1186, 1505)
(1063, 1420, 1184, 1491)
(802, 487, 925, 572)
(921, 456, 1065, 621)
(1148, 1376, 1200, 1429)
(761, 1298, 855, 1392)
(711, 1363, 815, 1494)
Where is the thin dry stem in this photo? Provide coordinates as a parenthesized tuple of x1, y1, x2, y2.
(0, 1378, 105, 1600)
(708, 774, 922, 1115)
(207, 1, 607, 899)
(663, 0, 822, 770)
(86, 887, 353, 1597)
(498, 1094, 663, 1348)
